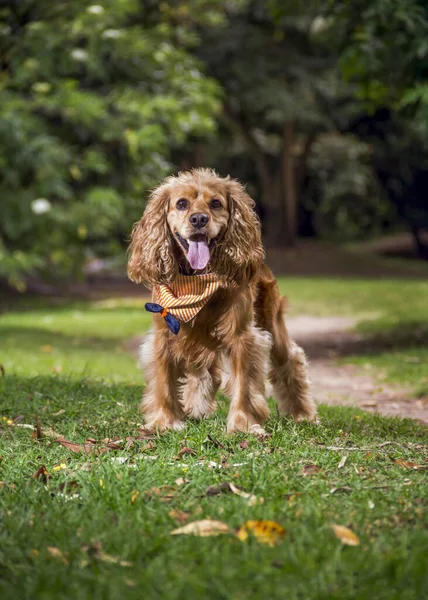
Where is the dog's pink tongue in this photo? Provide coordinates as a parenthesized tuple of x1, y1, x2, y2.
(187, 239, 210, 270)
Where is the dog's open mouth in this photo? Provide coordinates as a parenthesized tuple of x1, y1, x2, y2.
(175, 233, 218, 270)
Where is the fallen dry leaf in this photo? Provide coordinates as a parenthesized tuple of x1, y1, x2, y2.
(168, 509, 190, 524)
(338, 455, 348, 469)
(175, 447, 196, 458)
(0, 481, 17, 490)
(58, 480, 81, 494)
(46, 546, 69, 564)
(204, 481, 262, 505)
(145, 485, 176, 502)
(31, 465, 50, 484)
(104, 439, 124, 450)
(393, 459, 425, 470)
(206, 482, 232, 496)
(331, 524, 360, 546)
(228, 482, 264, 506)
(52, 409, 65, 417)
(98, 551, 133, 567)
(32, 418, 43, 440)
(239, 440, 250, 449)
(175, 477, 189, 486)
(81, 541, 133, 567)
(28, 420, 62, 441)
(142, 440, 156, 451)
(171, 520, 230, 537)
(302, 464, 321, 476)
(54, 438, 96, 454)
(329, 486, 353, 494)
(125, 437, 135, 450)
(236, 520, 286, 546)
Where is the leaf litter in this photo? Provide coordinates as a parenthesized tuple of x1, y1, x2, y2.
(331, 524, 360, 546)
(171, 520, 230, 537)
(236, 520, 286, 546)
(205, 481, 264, 505)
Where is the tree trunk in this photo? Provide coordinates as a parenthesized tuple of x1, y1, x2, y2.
(282, 121, 298, 246)
(222, 103, 276, 241)
(193, 141, 204, 167)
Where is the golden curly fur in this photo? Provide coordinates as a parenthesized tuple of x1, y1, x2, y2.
(128, 168, 317, 433)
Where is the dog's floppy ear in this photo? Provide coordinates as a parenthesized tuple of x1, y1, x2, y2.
(221, 179, 264, 283)
(127, 182, 178, 287)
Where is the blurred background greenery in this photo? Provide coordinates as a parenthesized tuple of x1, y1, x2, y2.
(1, 0, 428, 290)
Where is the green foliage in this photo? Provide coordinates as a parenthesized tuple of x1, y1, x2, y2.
(0, 0, 222, 286)
(2, 0, 428, 282)
(305, 133, 392, 241)
(328, 0, 428, 114)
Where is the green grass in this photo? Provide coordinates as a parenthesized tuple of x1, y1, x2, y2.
(0, 277, 427, 599)
(0, 298, 151, 382)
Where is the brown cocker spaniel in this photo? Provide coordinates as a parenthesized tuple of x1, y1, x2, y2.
(128, 168, 317, 434)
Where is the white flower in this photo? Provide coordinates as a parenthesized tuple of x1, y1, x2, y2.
(101, 28, 122, 39)
(87, 5, 104, 14)
(70, 49, 88, 62)
(31, 198, 51, 215)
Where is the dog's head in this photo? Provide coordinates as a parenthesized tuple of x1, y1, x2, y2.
(128, 168, 264, 287)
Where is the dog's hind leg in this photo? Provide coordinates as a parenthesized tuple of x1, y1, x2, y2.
(254, 267, 317, 422)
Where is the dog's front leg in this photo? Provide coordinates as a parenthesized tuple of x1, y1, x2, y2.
(227, 325, 270, 435)
(139, 331, 185, 431)
(181, 362, 220, 419)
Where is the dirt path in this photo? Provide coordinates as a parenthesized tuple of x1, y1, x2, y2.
(287, 315, 427, 424)
(126, 315, 427, 424)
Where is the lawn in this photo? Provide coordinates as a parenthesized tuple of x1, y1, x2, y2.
(0, 277, 427, 600)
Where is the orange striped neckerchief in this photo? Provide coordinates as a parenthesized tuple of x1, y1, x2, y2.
(154, 273, 226, 324)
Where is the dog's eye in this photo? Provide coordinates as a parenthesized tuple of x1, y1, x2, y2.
(176, 198, 188, 210)
(210, 199, 222, 209)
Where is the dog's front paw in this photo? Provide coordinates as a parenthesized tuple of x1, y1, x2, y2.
(293, 411, 319, 425)
(226, 411, 267, 436)
(183, 400, 217, 420)
(144, 410, 186, 432)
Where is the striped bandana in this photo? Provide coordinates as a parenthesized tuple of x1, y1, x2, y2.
(145, 273, 225, 334)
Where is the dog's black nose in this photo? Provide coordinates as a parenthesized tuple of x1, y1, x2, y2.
(189, 213, 209, 229)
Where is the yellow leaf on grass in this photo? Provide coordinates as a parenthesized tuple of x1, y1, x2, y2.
(236, 520, 286, 547)
(331, 524, 360, 546)
(171, 520, 229, 537)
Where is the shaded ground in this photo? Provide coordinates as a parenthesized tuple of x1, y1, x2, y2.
(286, 316, 427, 424)
(128, 314, 428, 424)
